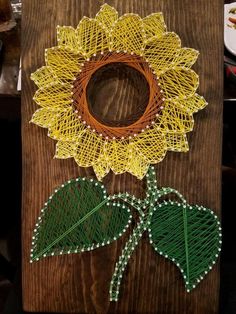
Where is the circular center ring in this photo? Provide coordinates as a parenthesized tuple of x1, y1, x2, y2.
(72, 52, 163, 139)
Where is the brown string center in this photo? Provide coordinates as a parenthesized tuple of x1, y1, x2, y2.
(86, 62, 150, 127)
(72, 52, 163, 139)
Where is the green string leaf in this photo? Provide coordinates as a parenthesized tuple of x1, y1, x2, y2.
(31, 177, 132, 262)
(148, 201, 222, 291)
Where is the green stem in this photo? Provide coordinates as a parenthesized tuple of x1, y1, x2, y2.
(109, 216, 148, 301)
(109, 167, 188, 301)
(156, 187, 186, 203)
(110, 204, 156, 302)
(145, 166, 186, 204)
(111, 192, 145, 217)
(146, 166, 158, 194)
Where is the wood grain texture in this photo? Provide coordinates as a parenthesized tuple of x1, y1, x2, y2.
(21, 0, 223, 313)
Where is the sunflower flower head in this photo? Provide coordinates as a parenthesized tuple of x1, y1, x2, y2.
(31, 4, 207, 180)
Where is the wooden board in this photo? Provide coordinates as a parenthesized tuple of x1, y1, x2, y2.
(21, 0, 223, 312)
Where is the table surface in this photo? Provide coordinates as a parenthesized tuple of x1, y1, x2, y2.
(22, 0, 223, 313)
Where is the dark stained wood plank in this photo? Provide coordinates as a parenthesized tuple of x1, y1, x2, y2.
(22, 0, 223, 312)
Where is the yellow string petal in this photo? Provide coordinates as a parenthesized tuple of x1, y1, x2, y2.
(93, 163, 110, 181)
(74, 131, 104, 167)
(33, 82, 72, 109)
(55, 141, 77, 159)
(95, 3, 118, 32)
(48, 108, 85, 141)
(76, 17, 109, 57)
(165, 132, 189, 152)
(143, 12, 166, 39)
(161, 102, 194, 133)
(30, 5, 208, 180)
(159, 67, 199, 100)
(111, 14, 145, 54)
(127, 151, 150, 179)
(93, 155, 110, 181)
(45, 47, 83, 81)
(133, 126, 167, 163)
(56, 26, 80, 53)
(30, 108, 59, 128)
(30, 66, 59, 88)
(173, 94, 208, 114)
(173, 48, 199, 68)
(144, 32, 181, 75)
(106, 140, 130, 174)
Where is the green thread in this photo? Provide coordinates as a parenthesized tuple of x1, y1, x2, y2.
(32, 198, 109, 261)
(31, 177, 132, 261)
(110, 218, 148, 301)
(30, 166, 222, 301)
(148, 201, 222, 291)
(110, 192, 145, 216)
(183, 206, 190, 284)
(157, 187, 186, 203)
(110, 203, 156, 301)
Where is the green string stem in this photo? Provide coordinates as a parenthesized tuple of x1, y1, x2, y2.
(157, 187, 186, 203)
(109, 167, 188, 301)
(109, 204, 156, 301)
(110, 193, 145, 217)
(109, 217, 148, 301)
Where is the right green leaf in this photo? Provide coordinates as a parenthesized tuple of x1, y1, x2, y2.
(148, 201, 222, 291)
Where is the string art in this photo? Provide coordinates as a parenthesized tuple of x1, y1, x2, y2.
(30, 4, 222, 303)
(30, 3, 206, 180)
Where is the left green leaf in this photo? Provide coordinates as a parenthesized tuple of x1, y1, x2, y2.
(31, 177, 132, 261)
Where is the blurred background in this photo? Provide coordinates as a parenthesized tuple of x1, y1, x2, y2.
(0, 0, 21, 313)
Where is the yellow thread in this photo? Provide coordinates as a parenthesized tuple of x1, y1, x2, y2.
(31, 4, 207, 180)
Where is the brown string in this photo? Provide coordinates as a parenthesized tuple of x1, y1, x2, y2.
(72, 52, 164, 139)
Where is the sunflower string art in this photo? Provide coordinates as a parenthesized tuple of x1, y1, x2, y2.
(30, 4, 222, 302)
